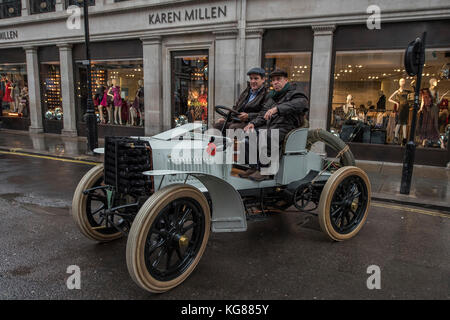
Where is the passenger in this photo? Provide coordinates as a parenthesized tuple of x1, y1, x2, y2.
(214, 67, 268, 130)
(242, 68, 309, 181)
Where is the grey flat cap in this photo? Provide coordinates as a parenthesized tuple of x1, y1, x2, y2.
(247, 67, 266, 77)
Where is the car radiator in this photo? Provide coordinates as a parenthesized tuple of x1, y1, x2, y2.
(104, 137, 154, 196)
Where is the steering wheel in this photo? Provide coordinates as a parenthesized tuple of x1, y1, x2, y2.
(215, 105, 242, 122)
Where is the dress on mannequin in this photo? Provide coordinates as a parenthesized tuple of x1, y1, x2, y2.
(112, 86, 122, 107)
(112, 85, 122, 125)
(393, 90, 411, 126)
(136, 84, 144, 126)
(3, 80, 13, 103)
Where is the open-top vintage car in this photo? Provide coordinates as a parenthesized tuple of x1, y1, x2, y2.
(72, 106, 371, 293)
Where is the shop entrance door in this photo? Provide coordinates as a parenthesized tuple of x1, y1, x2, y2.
(171, 50, 209, 128)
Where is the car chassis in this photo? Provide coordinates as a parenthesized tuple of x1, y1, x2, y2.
(72, 107, 371, 293)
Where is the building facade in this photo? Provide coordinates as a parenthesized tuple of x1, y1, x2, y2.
(0, 0, 449, 165)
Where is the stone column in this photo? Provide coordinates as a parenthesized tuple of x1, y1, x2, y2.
(309, 25, 335, 153)
(245, 29, 264, 73)
(58, 44, 78, 137)
(142, 36, 163, 136)
(213, 30, 238, 112)
(21, 0, 29, 16)
(95, 0, 107, 7)
(55, 0, 64, 11)
(24, 46, 44, 134)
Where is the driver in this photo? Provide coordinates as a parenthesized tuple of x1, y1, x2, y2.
(214, 67, 268, 130)
(242, 68, 309, 181)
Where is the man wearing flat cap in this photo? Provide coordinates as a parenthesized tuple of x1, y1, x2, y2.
(214, 67, 268, 130)
(242, 68, 309, 181)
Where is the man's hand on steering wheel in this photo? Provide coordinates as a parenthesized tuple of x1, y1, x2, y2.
(238, 112, 249, 122)
(215, 105, 242, 122)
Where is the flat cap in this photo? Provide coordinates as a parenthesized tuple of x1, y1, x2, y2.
(270, 68, 288, 78)
(247, 67, 266, 77)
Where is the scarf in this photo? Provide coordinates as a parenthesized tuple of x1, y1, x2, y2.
(268, 82, 291, 101)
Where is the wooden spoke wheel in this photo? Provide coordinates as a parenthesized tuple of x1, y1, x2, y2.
(318, 166, 371, 241)
(126, 184, 210, 293)
(72, 164, 123, 242)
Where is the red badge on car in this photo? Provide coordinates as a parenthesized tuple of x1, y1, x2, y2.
(206, 142, 216, 156)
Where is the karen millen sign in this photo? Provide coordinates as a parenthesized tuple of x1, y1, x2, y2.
(0, 30, 18, 41)
(149, 5, 227, 25)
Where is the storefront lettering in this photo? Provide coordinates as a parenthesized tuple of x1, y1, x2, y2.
(149, 5, 227, 25)
(0, 30, 18, 41)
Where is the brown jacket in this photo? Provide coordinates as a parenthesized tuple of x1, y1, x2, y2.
(233, 84, 268, 122)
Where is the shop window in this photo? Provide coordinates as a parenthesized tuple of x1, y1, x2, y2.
(75, 59, 144, 127)
(65, 0, 95, 7)
(0, 0, 22, 19)
(330, 49, 450, 150)
(0, 64, 28, 118)
(171, 52, 208, 127)
(30, 0, 56, 14)
(40, 62, 62, 122)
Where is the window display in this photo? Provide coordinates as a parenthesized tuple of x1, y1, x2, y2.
(330, 50, 450, 149)
(75, 60, 144, 127)
(40, 62, 62, 121)
(264, 52, 311, 95)
(0, 64, 28, 118)
(171, 52, 208, 127)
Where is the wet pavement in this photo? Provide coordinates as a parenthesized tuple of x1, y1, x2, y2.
(0, 129, 448, 210)
(0, 153, 449, 300)
(0, 129, 103, 163)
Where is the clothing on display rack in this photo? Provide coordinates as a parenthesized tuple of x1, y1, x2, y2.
(419, 88, 440, 141)
(393, 89, 411, 125)
(386, 111, 397, 143)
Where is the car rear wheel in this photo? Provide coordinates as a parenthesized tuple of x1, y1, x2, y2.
(126, 184, 211, 293)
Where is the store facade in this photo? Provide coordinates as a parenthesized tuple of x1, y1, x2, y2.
(0, 0, 449, 166)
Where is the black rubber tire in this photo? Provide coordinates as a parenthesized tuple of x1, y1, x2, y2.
(318, 166, 371, 241)
(71, 164, 123, 242)
(307, 128, 355, 166)
(126, 184, 211, 293)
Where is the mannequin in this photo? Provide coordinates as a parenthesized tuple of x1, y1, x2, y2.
(108, 78, 122, 125)
(389, 78, 411, 145)
(94, 81, 106, 124)
(106, 79, 116, 124)
(18, 86, 28, 116)
(12, 81, 21, 112)
(342, 94, 356, 119)
(129, 98, 137, 126)
(3, 76, 13, 110)
(101, 79, 112, 123)
(419, 78, 446, 147)
(135, 79, 144, 126)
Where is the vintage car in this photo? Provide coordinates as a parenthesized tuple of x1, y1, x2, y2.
(72, 106, 371, 293)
